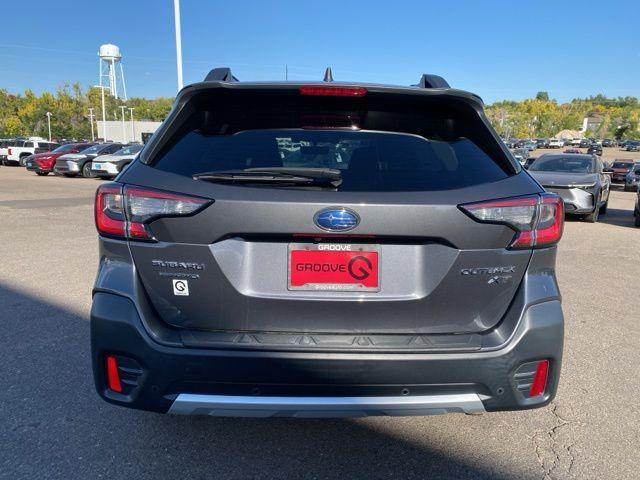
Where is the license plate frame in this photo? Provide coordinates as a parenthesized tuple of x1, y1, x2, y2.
(287, 243, 380, 292)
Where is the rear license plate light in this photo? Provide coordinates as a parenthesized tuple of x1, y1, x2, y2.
(288, 243, 379, 292)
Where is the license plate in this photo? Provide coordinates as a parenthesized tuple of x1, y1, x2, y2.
(288, 243, 379, 291)
(93, 163, 102, 170)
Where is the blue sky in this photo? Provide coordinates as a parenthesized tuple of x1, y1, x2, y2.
(1, 0, 638, 103)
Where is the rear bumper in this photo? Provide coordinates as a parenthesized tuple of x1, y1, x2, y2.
(168, 392, 486, 417)
(91, 291, 564, 417)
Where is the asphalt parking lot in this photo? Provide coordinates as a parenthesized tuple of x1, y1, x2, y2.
(1, 166, 638, 480)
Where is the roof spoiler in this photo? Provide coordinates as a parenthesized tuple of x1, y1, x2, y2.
(204, 67, 239, 82)
(202, 67, 451, 89)
(415, 74, 450, 89)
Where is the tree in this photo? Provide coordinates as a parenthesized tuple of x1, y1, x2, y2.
(535, 91, 550, 102)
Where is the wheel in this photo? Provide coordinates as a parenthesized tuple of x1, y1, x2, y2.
(19, 155, 29, 166)
(584, 206, 599, 223)
(35, 172, 49, 176)
(635, 215, 640, 228)
(82, 162, 95, 178)
(599, 201, 608, 215)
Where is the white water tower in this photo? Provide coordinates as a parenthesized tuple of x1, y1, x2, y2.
(98, 44, 127, 100)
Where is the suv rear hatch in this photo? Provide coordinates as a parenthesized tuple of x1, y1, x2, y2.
(110, 83, 547, 337)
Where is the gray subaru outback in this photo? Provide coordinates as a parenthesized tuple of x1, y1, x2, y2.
(91, 69, 564, 417)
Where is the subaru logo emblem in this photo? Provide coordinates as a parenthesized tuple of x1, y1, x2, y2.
(314, 208, 360, 232)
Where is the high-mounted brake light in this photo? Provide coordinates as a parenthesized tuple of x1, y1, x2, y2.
(460, 193, 564, 249)
(95, 183, 210, 241)
(529, 360, 549, 397)
(299, 86, 367, 97)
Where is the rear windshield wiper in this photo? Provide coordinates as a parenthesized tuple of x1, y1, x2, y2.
(193, 167, 342, 188)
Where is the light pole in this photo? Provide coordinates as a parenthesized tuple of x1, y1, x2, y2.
(45, 112, 52, 141)
(173, 0, 184, 91)
(94, 85, 109, 140)
(128, 107, 135, 142)
(88, 108, 95, 141)
(119, 105, 127, 142)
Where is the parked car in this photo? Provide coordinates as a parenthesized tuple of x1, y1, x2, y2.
(511, 147, 529, 164)
(563, 148, 581, 154)
(0, 137, 58, 165)
(569, 138, 582, 146)
(521, 140, 537, 151)
(578, 139, 591, 148)
(91, 143, 143, 179)
(610, 160, 635, 183)
(625, 141, 640, 152)
(624, 163, 640, 192)
(54, 142, 123, 177)
(90, 69, 565, 417)
(602, 139, 615, 147)
(535, 139, 549, 148)
(587, 143, 603, 156)
(25, 143, 95, 176)
(528, 153, 610, 222)
(548, 138, 564, 149)
(634, 187, 640, 227)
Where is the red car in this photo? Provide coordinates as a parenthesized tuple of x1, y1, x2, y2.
(25, 143, 95, 176)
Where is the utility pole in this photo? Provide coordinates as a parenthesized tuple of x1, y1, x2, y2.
(88, 108, 95, 141)
(45, 112, 52, 141)
(128, 107, 135, 142)
(173, 0, 184, 91)
(119, 106, 127, 143)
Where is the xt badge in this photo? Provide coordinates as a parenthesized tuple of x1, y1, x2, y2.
(172, 279, 189, 296)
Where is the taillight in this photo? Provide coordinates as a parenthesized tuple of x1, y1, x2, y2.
(95, 183, 210, 241)
(460, 193, 564, 249)
(7, 148, 11, 155)
(299, 86, 367, 97)
(95, 184, 126, 237)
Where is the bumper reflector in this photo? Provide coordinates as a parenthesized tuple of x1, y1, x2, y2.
(106, 355, 122, 393)
(529, 360, 549, 397)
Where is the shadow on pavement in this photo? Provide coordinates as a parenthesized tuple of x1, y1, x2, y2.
(0, 283, 535, 480)
(598, 208, 637, 228)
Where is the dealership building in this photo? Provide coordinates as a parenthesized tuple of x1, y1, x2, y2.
(95, 120, 161, 143)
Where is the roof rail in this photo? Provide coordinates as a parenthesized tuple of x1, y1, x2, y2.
(204, 67, 239, 82)
(416, 74, 450, 89)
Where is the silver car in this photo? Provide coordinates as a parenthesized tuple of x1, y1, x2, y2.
(528, 153, 610, 222)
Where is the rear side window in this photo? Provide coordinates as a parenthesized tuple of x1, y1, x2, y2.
(151, 90, 513, 192)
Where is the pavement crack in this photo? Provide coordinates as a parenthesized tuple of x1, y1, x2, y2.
(531, 402, 578, 480)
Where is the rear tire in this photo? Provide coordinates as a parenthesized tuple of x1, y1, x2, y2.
(599, 201, 608, 215)
(584, 207, 599, 223)
(82, 162, 94, 178)
(35, 172, 49, 176)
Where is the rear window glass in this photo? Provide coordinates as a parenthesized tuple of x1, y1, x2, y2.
(150, 90, 513, 192)
(529, 156, 595, 173)
(612, 162, 632, 168)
